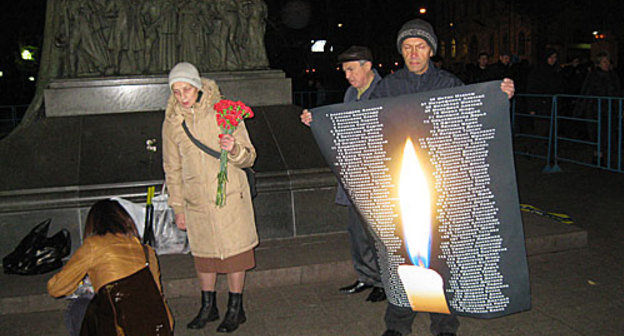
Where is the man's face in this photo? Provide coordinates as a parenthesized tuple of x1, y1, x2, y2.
(547, 53, 558, 66)
(401, 37, 434, 75)
(171, 82, 199, 108)
(342, 61, 372, 89)
(500, 55, 510, 65)
(478, 54, 489, 68)
(599, 57, 611, 71)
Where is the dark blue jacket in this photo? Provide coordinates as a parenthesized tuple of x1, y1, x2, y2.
(371, 61, 463, 99)
(335, 68, 383, 206)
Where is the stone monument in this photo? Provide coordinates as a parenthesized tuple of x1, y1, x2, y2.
(0, 0, 341, 258)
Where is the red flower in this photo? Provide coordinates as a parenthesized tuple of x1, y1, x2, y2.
(216, 115, 227, 128)
(241, 105, 253, 118)
(214, 99, 234, 112)
(212, 99, 255, 207)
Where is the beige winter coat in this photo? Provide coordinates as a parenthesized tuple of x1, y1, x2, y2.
(162, 78, 258, 259)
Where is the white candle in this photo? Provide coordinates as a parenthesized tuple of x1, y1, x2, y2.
(398, 264, 450, 314)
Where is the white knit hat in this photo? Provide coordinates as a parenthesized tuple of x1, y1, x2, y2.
(168, 62, 202, 90)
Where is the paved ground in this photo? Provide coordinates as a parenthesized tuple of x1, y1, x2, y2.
(1, 156, 623, 335)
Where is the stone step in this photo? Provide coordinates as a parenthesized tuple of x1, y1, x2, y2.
(0, 213, 586, 316)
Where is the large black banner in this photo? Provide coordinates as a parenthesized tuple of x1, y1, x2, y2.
(310, 81, 531, 318)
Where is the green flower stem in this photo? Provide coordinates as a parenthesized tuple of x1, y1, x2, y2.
(216, 129, 233, 207)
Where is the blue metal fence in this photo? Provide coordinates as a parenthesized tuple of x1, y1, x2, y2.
(0, 104, 28, 139)
(512, 93, 624, 173)
(295, 90, 624, 174)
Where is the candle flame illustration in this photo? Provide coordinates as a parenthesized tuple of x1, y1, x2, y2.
(399, 138, 431, 268)
(397, 138, 451, 314)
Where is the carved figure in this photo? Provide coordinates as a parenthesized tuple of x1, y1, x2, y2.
(199, 1, 223, 71)
(57, 0, 110, 77)
(244, 0, 269, 69)
(215, 0, 242, 70)
(177, 0, 202, 66)
(106, 0, 132, 74)
(128, 1, 146, 73)
(157, 0, 179, 72)
(140, 0, 160, 74)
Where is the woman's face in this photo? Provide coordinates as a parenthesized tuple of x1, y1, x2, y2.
(171, 82, 199, 108)
(599, 57, 611, 71)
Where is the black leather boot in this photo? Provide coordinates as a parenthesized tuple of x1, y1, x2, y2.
(216, 292, 246, 333)
(187, 291, 219, 329)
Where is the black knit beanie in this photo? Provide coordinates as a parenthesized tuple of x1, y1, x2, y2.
(396, 19, 438, 54)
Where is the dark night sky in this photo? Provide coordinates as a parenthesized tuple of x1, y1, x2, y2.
(0, 0, 47, 104)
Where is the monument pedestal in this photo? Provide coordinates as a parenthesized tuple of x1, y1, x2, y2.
(44, 70, 292, 117)
(0, 94, 348, 259)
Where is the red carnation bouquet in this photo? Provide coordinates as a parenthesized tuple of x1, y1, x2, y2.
(214, 100, 254, 207)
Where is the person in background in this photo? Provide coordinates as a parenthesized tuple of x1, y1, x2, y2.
(526, 48, 564, 135)
(467, 51, 494, 83)
(562, 56, 587, 95)
(47, 199, 174, 335)
(370, 18, 515, 336)
(576, 52, 622, 164)
(431, 55, 444, 70)
(300, 45, 387, 303)
(162, 62, 258, 333)
(490, 50, 513, 80)
(560, 56, 588, 137)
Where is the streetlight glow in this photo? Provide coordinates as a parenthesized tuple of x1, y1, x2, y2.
(28, 76, 35, 81)
(419, 8, 427, 14)
(21, 49, 34, 61)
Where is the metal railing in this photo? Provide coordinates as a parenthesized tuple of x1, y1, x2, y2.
(512, 93, 624, 173)
(0, 104, 29, 139)
(5, 94, 622, 174)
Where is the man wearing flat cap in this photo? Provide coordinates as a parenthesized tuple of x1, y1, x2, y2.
(301, 46, 386, 303)
(371, 18, 515, 336)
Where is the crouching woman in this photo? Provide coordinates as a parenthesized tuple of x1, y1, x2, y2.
(47, 200, 174, 335)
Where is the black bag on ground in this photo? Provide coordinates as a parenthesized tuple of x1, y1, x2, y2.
(2, 219, 71, 275)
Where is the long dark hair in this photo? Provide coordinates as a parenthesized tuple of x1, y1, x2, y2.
(84, 200, 139, 239)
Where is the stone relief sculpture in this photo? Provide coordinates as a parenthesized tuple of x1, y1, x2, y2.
(157, 0, 179, 73)
(57, 0, 110, 77)
(106, 0, 132, 74)
(52, 0, 270, 77)
(177, 0, 202, 66)
(128, 1, 146, 73)
(215, 0, 243, 70)
(199, 1, 223, 71)
(244, 0, 270, 69)
(140, 0, 159, 73)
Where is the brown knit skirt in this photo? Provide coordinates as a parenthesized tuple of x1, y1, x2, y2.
(194, 249, 255, 274)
